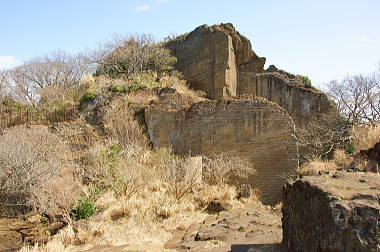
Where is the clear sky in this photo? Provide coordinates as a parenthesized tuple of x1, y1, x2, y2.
(1, 0, 379, 89)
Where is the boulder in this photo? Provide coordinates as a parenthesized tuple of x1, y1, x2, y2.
(282, 171, 380, 251)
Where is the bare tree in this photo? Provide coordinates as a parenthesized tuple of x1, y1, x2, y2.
(86, 34, 176, 79)
(0, 70, 9, 104)
(0, 127, 62, 196)
(297, 110, 352, 161)
(6, 51, 88, 104)
(328, 71, 380, 125)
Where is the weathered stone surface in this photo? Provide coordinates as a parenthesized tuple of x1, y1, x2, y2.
(167, 23, 333, 126)
(207, 200, 233, 212)
(282, 171, 380, 251)
(238, 72, 332, 126)
(167, 23, 265, 100)
(167, 202, 282, 251)
(145, 93, 298, 204)
(0, 193, 31, 218)
(0, 214, 66, 250)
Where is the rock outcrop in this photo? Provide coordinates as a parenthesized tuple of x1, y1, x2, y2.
(282, 171, 380, 251)
(165, 202, 282, 251)
(166, 23, 333, 126)
(145, 91, 298, 204)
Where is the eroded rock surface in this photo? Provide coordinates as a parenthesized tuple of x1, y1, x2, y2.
(167, 23, 333, 126)
(282, 171, 380, 251)
(145, 93, 298, 204)
(0, 214, 66, 251)
(165, 202, 282, 251)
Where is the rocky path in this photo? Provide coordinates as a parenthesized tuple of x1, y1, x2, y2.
(164, 202, 282, 251)
(1, 203, 282, 252)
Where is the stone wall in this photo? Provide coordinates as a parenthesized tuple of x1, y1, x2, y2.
(282, 171, 380, 251)
(166, 23, 333, 126)
(238, 72, 332, 126)
(145, 94, 298, 204)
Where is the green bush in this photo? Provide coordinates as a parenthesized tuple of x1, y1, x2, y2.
(79, 92, 96, 106)
(95, 35, 177, 79)
(106, 144, 123, 163)
(345, 141, 356, 154)
(71, 196, 96, 220)
(127, 82, 145, 92)
(296, 75, 312, 85)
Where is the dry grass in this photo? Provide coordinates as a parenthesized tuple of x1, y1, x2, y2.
(159, 72, 204, 102)
(202, 153, 256, 186)
(22, 144, 258, 251)
(352, 124, 380, 151)
(299, 159, 338, 176)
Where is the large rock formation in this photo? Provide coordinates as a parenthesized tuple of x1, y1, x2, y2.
(145, 91, 298, 204)
(282, 171, 380, 251)
(166, 23, 333, 126)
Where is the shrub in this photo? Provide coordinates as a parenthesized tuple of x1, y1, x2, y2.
(296, 74, 312, 85)
(0, 126, 62, 197)
(92, 34, 176, 79)
(0, 126, 80, 218)
(79, 92, 96, 106)
(89, 144, 143, 199)
(71, 196, 96, 220)
(202, 153, 255, 186)
(127, 82, 146, 92)
(165, 156, 202, 200)
(297, 110, 352, 161)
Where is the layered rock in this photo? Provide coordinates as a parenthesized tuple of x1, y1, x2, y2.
(166, 23, 333, 126)
(144, 91, 298, 204)
(282, 171, 380, 251)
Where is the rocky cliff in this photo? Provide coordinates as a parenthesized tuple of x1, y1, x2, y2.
(282, 171, 380, 251)
(166, 23, 333, 126)
(144, 91, 298, 204)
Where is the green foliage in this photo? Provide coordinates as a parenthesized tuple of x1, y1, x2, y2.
(108, 85, 127, 93)
(96, 35, 177, 79)
(296, 75, 312, 85)
(224, 23, 235, 30)
(278, 69, 313, 86)
(345, 141, 356, 154)
(79, 92, 96, 106)
(106, 144, 123, 163)
(71, 196, 96, 220)
(127, 82, 146, 92)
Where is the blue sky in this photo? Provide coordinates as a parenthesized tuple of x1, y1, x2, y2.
(1, 0, 379, 88)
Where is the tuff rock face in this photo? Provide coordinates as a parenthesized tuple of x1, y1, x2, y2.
(282, 171, 380, 251)
(166, 23, 333, 126)
(145, 91, 298, 204)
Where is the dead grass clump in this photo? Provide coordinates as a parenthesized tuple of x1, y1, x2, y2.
(103, 99, 149, 151)
(202, 153, 255, 186)
(332, 149, 353, 169)
(299, 159, 338, 176)
(352, 124, 380, 151)
(159, 72, 203, 101)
